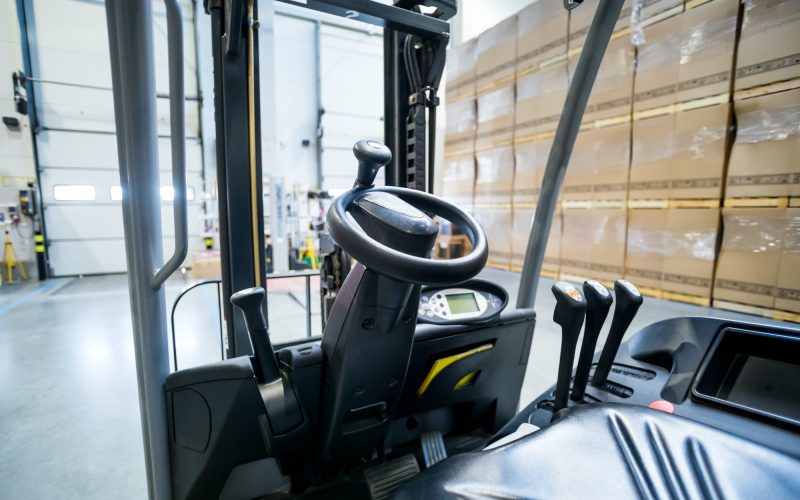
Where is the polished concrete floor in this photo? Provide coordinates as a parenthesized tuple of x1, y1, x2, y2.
(0, 269, 792, 499)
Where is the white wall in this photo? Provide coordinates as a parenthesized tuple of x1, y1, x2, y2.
(0, 0, 37, 263)
(454, 0, 536, 43)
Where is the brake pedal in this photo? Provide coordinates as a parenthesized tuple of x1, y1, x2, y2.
(421, 431, 448, 468)
(364, 454, 420, 500)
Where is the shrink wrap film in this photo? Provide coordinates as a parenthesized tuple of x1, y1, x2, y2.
(476, 16, 517, 93)
(634, 0, 737, 112)
(735, 0, 800, 92)
(516, 1, 568, 75)
(511, 206, 561, 275)
(565, 122, 631, 202)
(728, 89, 800, 198)
(475, 146, 514, 207)
(446, 39, 477, 102)
(561, 209, 627, 281)
(444, 98, 476, 157)
(568, 37, 635, 122)
(474, 206, 512, 269)
(715, 208, 800, 312)
(514, 62, 567, 138)
(476, 84, 515, 150)
(439, 153, 475, 210)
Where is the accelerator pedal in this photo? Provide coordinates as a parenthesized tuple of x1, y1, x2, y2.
(421, 431, 448, 468)
(364, 454, 420, 500)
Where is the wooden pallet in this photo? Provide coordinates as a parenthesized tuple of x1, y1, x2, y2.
(558, 272, 615, 289)
(633, 93, 728, 121)
(661, 290, 711, 308)
(791, 198, 800, 208)
(637, 286, 663, 300)
(734, 77, 800, 101)
(628, 199, 720, 209)
(562, 199, 627, 210)
(723, 197, 790, 209)
(713, 300, 800, 324)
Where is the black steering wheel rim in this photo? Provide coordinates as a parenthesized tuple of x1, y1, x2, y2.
(327, 186, 488, 286)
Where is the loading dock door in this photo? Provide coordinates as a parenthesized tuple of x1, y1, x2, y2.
(25, 0, 204, 276)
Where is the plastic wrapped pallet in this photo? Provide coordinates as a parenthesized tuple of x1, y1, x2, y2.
(516, 1, 568, 75)
(568, 37, 634, 123)
(590, 208, 628, 282)
(474, 206, 512, 270)
(625, 208, 669, 290)
(446, 39, 477, 103)
(633, 0, 737, 113)
(735, 0, 800, 92)
(631, 103, 730, 201)
(564, 122, 630, 202)
(476, 84, 515, 151)
(514, 62, 567, 140)
(568, 0, 632, 50)
(727, 88, 800, 199)
(560, 210, 594, 277)
(476, 16, 517, 93)
(444, 97, 476, 157)
(661, 208, 719, 301)
(474, 145, 514, 207)
(714, 208, 800, 312)
(511, 206, 561, 276)
(439, 153, 475, 211)
(513, 136, 556, 207)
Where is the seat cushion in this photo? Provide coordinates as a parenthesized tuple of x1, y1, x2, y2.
(392, 403, 800, 499)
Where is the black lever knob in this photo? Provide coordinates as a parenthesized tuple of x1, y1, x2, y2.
(551, 281, 587, 412)
(231, 287, 281, 384)
(571, 280, 613, 402)
(591, 280, 643, 387)
(353, 139, 392, 187)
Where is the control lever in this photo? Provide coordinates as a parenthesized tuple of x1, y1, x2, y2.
(591, 280, 643, 387)
(551, 281, 587, 412)
(231, 287, 281, 384)
(354, 139, 392, 187)
(571, 280, 613, 402)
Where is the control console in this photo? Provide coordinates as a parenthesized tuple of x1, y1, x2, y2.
(417, 279, 508, 325)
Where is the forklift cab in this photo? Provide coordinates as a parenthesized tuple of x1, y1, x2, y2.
(104, 0, 800, 499)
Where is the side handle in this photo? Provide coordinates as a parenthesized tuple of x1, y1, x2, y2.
(153, 0, 189, 289)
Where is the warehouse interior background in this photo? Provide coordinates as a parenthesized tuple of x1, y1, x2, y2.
(1, 0, 798, 498)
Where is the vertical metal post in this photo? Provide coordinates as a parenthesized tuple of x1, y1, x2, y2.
(305, 273, 312, 337)
(105, 0, 172, 498)
(217, 282, 225, 359)
(516, 0, 624, 309)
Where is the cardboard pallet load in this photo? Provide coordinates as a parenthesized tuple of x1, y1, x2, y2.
(561, 208, 627, 283)
(734, 0, 800, 93)
(726, 88, 800, 200)
(564, 122, 631, 203)
(569, 36, 635, 124)
(474, 206, 512, 270)
(511, 206, 561, 277)
(714, 208, 800, 315)
(516, 0, 568, 75)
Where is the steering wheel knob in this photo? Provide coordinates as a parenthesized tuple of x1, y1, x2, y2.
(354, 140, 392, 187)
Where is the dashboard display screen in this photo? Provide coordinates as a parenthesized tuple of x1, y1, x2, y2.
(447, 293, 479, 314)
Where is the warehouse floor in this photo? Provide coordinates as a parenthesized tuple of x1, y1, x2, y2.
(0, 270, 791, 499)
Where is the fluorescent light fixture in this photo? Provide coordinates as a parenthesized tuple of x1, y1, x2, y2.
(53, 185, 96, 201)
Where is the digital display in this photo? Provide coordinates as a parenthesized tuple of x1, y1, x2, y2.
(446, 293, 479, 314)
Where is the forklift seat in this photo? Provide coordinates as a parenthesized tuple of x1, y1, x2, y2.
(391, 403, 800, 499)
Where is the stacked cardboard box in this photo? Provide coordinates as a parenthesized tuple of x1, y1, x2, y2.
(568, 0, 632, 51)
(564, 122, 631, 203)
(568, 36, 635, 124)
(734, 0, 800, 93)
(625, 208, 720, 303)
(442, 40, 477, 209)
(726, 88, 800, 200)
(715, 208, 800, 314)
(511, 206, 561, 277)
(474, 17, 517, 269)
(561, 208, 627, 283)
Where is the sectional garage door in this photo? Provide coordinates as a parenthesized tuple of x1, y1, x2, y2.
(24, 0, 204, 275)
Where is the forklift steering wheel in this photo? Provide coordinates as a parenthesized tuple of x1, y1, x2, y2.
(327, 185, 488, 286)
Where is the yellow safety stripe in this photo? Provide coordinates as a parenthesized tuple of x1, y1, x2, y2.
(417, 344, 493, 397)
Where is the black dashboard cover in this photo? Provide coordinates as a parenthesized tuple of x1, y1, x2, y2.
(392, 403, 800, 499)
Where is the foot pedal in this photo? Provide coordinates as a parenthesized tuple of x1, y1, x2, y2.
(421, 431, 447, 468)
(364, 454, 420, 500)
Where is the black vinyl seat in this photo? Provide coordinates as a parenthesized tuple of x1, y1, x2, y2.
(392, 403, 800, 499)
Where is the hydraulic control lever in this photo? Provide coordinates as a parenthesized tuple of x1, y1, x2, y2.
(353, 139, 392, 187)
(571, 280, 613, 402)
(231, 287, 281, 384)
(591, 280, 643, 387)
(551, 281, 587, 412)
